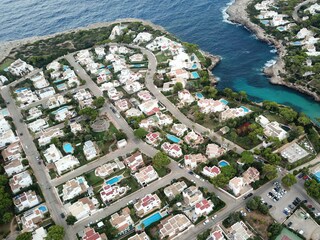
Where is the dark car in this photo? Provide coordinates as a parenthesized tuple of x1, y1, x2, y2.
(288, 222, 293, 227)
(60, 213, 65, 218)
(188, 171, 194, 175)
(243, 193, 253, 200)
(19, 133, 23, 136)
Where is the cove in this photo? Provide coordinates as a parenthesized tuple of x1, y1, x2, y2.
(1, 0, 319, 121)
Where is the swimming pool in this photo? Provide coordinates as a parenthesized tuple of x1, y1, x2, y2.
(196, 92, 204, 99)
(191, 63, 198, 69)
(137, 212, 164, 230)
(63, 142, 74, 154)
(277, 26, 286, 32)
(38, 205, 47, 213)
(220, 99, 228, 105)
(15, 87, 29, 93)
(260, 20, 270, 25)
(292, 41, 302, 46)
(218, 160, 229, 167)
(167, 134, 182, 143)
(191, 71, 200, 79)
(63, 65, 70, 71)
(105, 175, 123, 185)
(240, 106, 250, 113)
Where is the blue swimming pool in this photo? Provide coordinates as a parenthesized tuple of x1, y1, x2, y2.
(220, 99, 228, 105)
(260, 20, 269, 25)
(240, 106, 250, 113)
(63, 142, 74, 154)
(38, 205, 47, 213)
(15, 87, 29, 93)
(137, 212, 164, 230)
(191, 63, 197, 69)
(292, 41, 302, 46)
(314, 172, 320, 182)
(63, 65, 70, 71)
(105, 175, 123, 185)
(277, 26, 285, 32)
(191, 71, 200, 79)
(167, 134, 181, 143)
(218, 160, 229, 167)
(196, 92, 204, 99)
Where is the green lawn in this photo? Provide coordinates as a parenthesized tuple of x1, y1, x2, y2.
(156, 53, 171, 63)
(0, 58, 14, 71)
(85, 171, 104, 187)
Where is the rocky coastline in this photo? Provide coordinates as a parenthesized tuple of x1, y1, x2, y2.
(226, 0, 320, 101)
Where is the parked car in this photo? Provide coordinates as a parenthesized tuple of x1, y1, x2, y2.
(243, 193, 253, 200)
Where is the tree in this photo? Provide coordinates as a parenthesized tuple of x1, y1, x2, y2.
(268, 223, 283, 238)
(258, 202, 269, 214)
(279, 108, 298, 122)
(134, 128, 148, 139)
(282, 173, 297, 188)
(93, 96, 105, 108)
(16, 232, 32, 240)
(152, 151, 170, 170)
(203, 86, 218, 98)
(173, 82, 183, 93)
(262, 164, 277, 180)
(66, 215, 77, 225)
(46, 225, 65, 240)
(79, 107, 99, 121)
(297, 114, 311, 126)
(241, 151, 254, 164)
(221, 165, 236, 179)
(238, 91, 247, 102)
(2, 212, 13, 223)
(304, 179, 320, 199)
(246, 198, 259, 210)
(211, 174, 229, 188)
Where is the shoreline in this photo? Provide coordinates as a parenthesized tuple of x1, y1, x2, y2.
(226, 0, 320, 102)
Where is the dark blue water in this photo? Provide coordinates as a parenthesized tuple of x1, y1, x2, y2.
(1, 0, 319, 121)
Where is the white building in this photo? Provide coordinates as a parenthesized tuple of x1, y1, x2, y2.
(83, 141, 98, 160)
(202, 166, 221, 178)
(36, 87, 56, 99)
(124, 151, 144, 172)
(32, 227, 47, 240)
(170, 123, 188, 137)
(8, 59, 34, 76)
(228, 177, 244, 196)
(4, 159, 24, 177)
(27, 119, 49, 133)
(55, 155, 80, 175)
(163, 181, 187, 199)
(62, 176, 89, 202)
(38, 128, 64, 146)
(100, 184, 128, 203)
(13, 190, 40, 212)
(134, 193, 161, 217)
(133, 32, 153, 43)
(263, 121, 288, 141)
(68, 197, 98, 220)
(20, 205, 48, 232)
(134, 165, 159, 186)
(178, 90, 195, 105)
(109, 207, 134, 234)
(195, 199, 214, 216)
(161, 142, 183, 158)
(43, 144, 63, 163)
(206, 144, 226, 159)
(0, 129, 19, 149)
(9, 171, 33, 194)
(184, 154, 207, 169)
(158, 214, 192, 239)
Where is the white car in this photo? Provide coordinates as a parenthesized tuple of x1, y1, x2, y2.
(203, 219, 209, 225)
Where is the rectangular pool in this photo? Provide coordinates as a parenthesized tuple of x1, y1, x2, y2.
(167, 134, 182, 143)
(105, 175, 123, 185)
(137, 212, 164, 230)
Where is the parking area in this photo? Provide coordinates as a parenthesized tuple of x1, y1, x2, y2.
(284, 208, 320, 240)
(259, 181, 304, 223)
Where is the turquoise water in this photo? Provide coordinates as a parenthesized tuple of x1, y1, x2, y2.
(38, 205, 47, 212)
(105, 175, 123, 185)
(1, 0, 319, 122)
(292, 41, 302, 46)
(15, 87, 29, 93)
(137, 212, 163, 230)
(220, 99, 228, 105)
(191, 71, 200, 79)
(63, 143, 74, 154)
(240, 106, 250, 113)
(277, 26, 285, 32)
(314, 172, 320, 182)
(260, 20, 270, 25)
(218, 160, 229, 167)
(167, 134, 182, 143)
(196, 93, 204, 99)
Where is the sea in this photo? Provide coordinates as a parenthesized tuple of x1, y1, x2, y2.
(1, 0, 320, 122)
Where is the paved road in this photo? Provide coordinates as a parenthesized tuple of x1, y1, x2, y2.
(292, 0, 317, 22)
(1, 86, 74, 240)
(137, 45, 244, 154)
